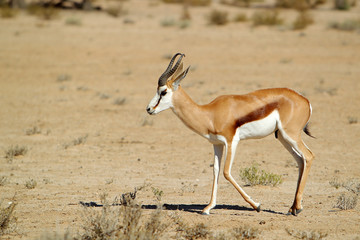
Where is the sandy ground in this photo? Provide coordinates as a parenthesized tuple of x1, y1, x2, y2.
(1, 0, 360, 239)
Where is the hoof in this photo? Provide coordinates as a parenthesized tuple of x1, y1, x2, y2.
(201, 211, 210, 215)
(255, 204, 261, 212)
(287, 208, 303, 216)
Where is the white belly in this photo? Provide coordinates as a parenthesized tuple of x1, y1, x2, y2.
(235, 110, 279, 141)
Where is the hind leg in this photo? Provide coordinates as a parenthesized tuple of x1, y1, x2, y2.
(278, 131, 314, 215)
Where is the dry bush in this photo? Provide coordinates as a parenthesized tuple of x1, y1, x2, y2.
(26, 126, 42, 135)
(207, 9, 229, 26)
(286, 228, 328, 240)
(76, 193, 168, 240)
(292, 10, 314, 30)
(27, 4, 59, 20)
(239, 163, 283, 187)
(0, 200, 17, 236)
(63, 135, 88, 149)
(334, 193, 357, 210)
(5, 145, 28, 163)
(0, 176, 7, 186)
(161, 0, 211, 6)
(233, 12, 247, 22)
(231, 226, 261, 239)
(275, 0, 326, 9)
(333, 0, 356, 10)
(329, 18, 360, 32)
(0, 6, 18, 18)
(251, 10, 283, 27)
(172, 215, 210, 240)
(105, 1, 127, 18)
(329, 178, 360, 194)
(25, 179, 37, 189)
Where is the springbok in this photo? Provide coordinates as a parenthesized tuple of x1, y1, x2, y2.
(146, 53, 315, 215)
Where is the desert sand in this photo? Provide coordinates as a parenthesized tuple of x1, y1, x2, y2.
(1, 0, 360, 239)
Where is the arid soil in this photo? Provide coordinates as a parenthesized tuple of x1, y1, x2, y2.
(1, 0, 360, 239)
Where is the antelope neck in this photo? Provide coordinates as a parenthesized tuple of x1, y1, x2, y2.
(171, 86, 211, 136)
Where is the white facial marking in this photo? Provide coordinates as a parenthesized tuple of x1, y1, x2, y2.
(146, 85, 174, 115)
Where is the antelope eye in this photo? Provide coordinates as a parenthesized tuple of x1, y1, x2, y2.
(160, 91, 167, 96)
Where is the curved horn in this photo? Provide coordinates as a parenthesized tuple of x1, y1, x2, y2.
(158, 53, 185, 86)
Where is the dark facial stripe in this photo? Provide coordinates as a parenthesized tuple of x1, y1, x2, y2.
(235, 102, 279, 128)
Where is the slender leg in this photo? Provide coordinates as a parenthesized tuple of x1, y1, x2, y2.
(202, 144, 224, 215)
(223, 140, 261, 212)
(278, 132, 314, 215)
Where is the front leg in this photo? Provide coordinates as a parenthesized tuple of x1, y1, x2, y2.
(202, 144, 223, 215)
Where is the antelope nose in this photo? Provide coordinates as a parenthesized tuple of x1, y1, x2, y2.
(146, 107, 151, 113)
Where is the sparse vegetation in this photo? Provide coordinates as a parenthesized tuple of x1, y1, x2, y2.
(347, 116, 358, 124)
(240, 163, 283, 186)
(330, 178, 359, 210)
(113, 97, 126, 106)
(25, 126, 42, 135)
(161, 0, 211, 6)
(0, 200, 17, 236)
(152, 187, 164, 202)
(5, 145, 28, 163)
(105, 2, 127, 18)
(76, 190, 168, 240)
(63, 135, 88, 149)
(27, 5, 59, 20)
(293, 10, 314, 30)
(0, 176, 7, 186)
(333, 0, 356, 10)
(0, 6, 18, 18)
(286, 228, 328, 240)
(65, 17, 82, 26)
(251, 10, 283, 27)
(233, 12, 247, 22)
(329, 18, 360, 32)
(334, 193, 357, 210)
(208, 9, 229, 25)
(25, 179, 37, 189)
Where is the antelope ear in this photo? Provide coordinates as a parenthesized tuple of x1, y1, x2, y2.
(172, 66, 190, 90)
(171, 62, 184, 82)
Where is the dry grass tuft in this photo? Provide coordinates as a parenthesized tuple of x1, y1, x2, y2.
(0, 200, 17, 236)
(293, 10, 314, 30)
(161, 0, 211, 6)
(251, 10, 283, 27)
(329, 18, 360, 32)
(286, 228, 328, 240)
(0, 6, 18, 18)
(172, 214, 210, 240)
(334, 193, 357, 210)
(208, 9, 229, 26)
(5, 145, 28, 163)
(25, 179, 37, 189)
(27, 4, 59, 20)
(63, 135, 88, 149)
(77, 193, 168, 240)
(240, 163, 283, 187)
(0, 176, 7, 186)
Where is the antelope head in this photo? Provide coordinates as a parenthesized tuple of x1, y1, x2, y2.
(146, 53, 190, 115)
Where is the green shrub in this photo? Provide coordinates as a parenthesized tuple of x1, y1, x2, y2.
(239, 164, 283, 187)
